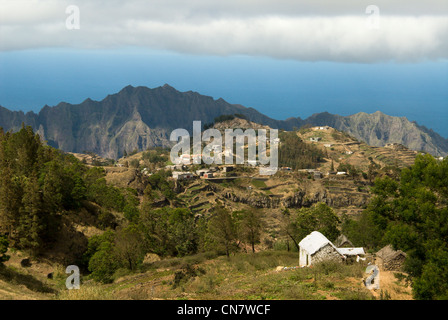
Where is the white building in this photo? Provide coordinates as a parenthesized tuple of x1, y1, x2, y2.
(196, 169, 212, 177)
(299, 231, 365, 267)
(172, 171, 195, 180)
(247, 159, 258, 166)
(313, 126, 330, 131)
(299, 231, 345, 267)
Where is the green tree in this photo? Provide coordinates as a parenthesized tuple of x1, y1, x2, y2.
(140, 207, 197, 257)
(0, 166, 22, 239)
(17, 172, 44, 253)
(341, 212, 383, 249)
(0, 233, 9, 263)
(283, 203, 340, 250)
(114, 224, 146, 271)
(278, 131, 325, 169)
(237, 209, 264, 253)
(86, 231, 118, 283)
(363, 154, 448, 299)
(296, 203, 340, 242)
(207, 206, 238, 258)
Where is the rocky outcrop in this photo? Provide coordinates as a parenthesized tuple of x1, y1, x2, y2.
(220, 188, 369, 209)
(306, 111, 448, 157)
(222, 190, 281, 208)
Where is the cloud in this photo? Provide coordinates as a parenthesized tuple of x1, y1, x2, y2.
(1, 0, 447, 62)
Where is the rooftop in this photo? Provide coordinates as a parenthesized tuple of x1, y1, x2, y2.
(299, 231, 339, 255)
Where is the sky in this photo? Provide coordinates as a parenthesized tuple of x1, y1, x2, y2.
(1, 0, 447, 137)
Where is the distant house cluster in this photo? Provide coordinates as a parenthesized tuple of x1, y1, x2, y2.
(196, 168, 214, 179)
(297, 168, 324, 179)
(169, 165, 227, 180)
(311, 126, 330, 131)
(172, 171, 195, 180)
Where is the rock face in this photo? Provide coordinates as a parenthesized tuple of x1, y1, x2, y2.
(220, 188, 369, 209)
(1, 85, 446, 158)
(0, 85, 282, 159)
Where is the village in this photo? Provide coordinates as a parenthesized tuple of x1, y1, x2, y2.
(107, 124, 433, 187)
(136, 126, 361, 182)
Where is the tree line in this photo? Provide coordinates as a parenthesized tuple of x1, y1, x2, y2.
(84, 192, 265, 283)
(0, 125, 139, 256)
(278, 131, 325, 169)
(342, 154, 448, 299)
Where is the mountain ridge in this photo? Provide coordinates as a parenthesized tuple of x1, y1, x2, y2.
(0, 84, 447, 158)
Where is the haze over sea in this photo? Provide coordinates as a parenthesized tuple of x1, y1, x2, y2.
(1, 49, 447, 138)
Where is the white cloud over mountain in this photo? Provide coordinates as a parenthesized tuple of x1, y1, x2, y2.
(1, 0, 447, 62)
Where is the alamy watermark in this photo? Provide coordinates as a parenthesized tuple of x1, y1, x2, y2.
(65, 265, 80, 289)
(365, 5, 380, 30)
(170, 121, 278, 175)
(66, 5, 80, 30)
(364, 264, 380, 290)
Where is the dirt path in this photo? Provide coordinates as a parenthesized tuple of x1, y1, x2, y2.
(367, 268, 413, 300)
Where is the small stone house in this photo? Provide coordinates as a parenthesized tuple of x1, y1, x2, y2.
(299, 231, 366, 267)
(376, 245, 407, 271)
(314, 171, 323, 179)
(334, 234, 354, 248)
(299, 231, 346, 267)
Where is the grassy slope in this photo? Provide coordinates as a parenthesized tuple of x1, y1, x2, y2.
(58, 251, 412, 300)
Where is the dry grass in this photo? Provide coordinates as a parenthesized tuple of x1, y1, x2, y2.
(57, 283, 115, 300)
(87, 251, 380, 300)
(2, 250, 411, 300)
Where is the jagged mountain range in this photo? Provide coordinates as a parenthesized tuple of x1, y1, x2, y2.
(0, 84, 447, 159)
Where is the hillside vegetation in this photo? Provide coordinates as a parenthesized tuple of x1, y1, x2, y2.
(0, 124, 446, 300)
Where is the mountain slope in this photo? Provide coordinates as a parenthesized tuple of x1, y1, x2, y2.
(305, 111, 448, 157)
(0, 85, 446, 158)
